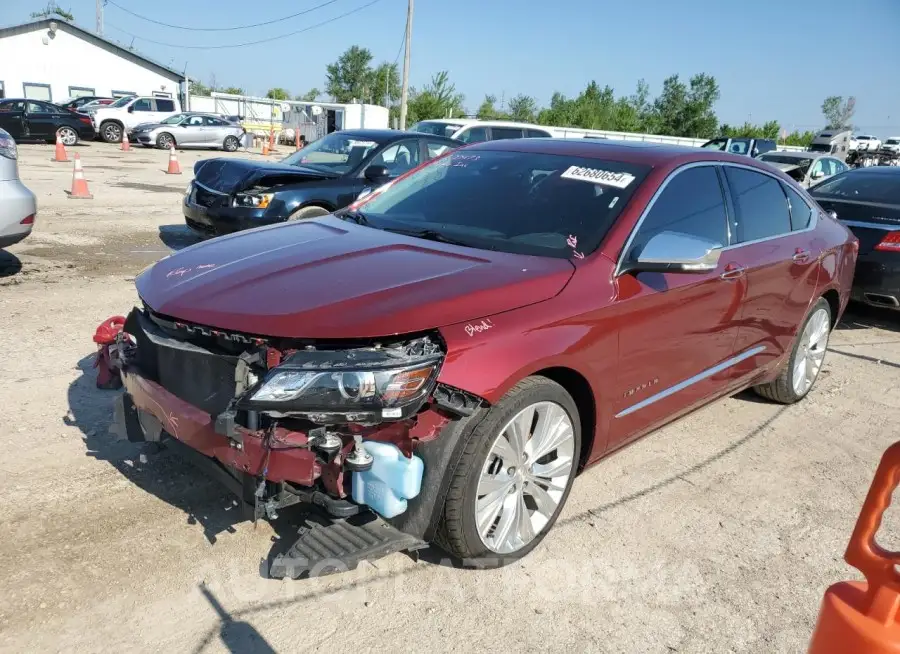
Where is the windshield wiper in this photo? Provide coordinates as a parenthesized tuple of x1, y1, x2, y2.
(340, 209, 370, 226)
(381, 226, 471, 247)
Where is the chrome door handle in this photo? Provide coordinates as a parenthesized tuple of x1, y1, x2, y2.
(793, 250, 811, 263)
(720, 266, 745, 280)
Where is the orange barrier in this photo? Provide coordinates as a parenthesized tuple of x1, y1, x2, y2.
(295, 130, 300, 151)
(68, 154, 93, 199)
(808, 441, 900, 653)
(166, 145, 182, 175)
(268, 128, 275, 154)
(261, 140, 269, 156)
(52, 132, 69, 162)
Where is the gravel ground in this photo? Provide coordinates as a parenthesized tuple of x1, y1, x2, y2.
(1, 142, 899, 654)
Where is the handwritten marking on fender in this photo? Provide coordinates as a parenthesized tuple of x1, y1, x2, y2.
(465, 319, 495, 337)
(166, 264, 217, 278)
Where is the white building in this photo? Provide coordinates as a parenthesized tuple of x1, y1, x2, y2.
(0, 19, 185, 104)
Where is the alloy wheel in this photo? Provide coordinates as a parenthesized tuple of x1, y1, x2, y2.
(158, 134, 173, 149)
(475, 401, 576, 554)
(792, 307, 830, 396)
(103, 123, 122, 142)
(57, 127, 77, 146)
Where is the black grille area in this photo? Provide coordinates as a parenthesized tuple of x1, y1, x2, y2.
(194, 184, 225, 208)
(124, 310, 240, 416)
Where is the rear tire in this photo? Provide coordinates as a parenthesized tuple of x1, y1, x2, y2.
(435, 376, 580, 564)
(287, 205, 330, 221)
(223, 136, 240, 152)
(56, 126, 78, 146)
(100, 121, 123, 143)
(754, 297, 832, 404)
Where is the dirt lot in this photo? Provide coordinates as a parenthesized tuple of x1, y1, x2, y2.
(1, 141, 899, 653)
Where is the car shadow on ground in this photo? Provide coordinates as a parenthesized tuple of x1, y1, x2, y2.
(65, 352, 256, 544)
(159, 224, 203, 251)
(0, 250, 22, 278)
(837, 303, 900, 334)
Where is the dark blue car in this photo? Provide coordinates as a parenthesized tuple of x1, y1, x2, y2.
(183, 129, 462, 237)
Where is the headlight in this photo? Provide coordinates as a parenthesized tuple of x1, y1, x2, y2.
(233, 192, 274, 208)
(241, 340, 443, 423)
(185, 182, 192, 195)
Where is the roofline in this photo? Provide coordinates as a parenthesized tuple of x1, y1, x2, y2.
(0, 19, 185, 81)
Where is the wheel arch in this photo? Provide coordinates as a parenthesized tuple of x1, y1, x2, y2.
(821, 287, 841, 329)
(532, 366, 597, 472)
(157, 131, 176, 147)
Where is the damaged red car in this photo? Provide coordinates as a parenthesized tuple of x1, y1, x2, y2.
(107, 139, 857, 576)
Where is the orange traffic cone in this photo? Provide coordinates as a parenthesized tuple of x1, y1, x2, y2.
(295, 130, 300, 151)
(68, 154, 93, 199)
(52, 132, 69, 162)
(808, 440, 900, 653)
(268, 128, 275, 154)
(121, 130, 130, 152)
(166, 145, 181, 175)
(261, 139, 269, 156)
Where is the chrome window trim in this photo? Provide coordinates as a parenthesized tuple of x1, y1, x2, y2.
(615, 345, 766, 418)
(614, 160, 818, 276)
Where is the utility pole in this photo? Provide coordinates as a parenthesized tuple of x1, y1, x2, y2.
(398, 0, 413, 130)
(96, 0, 103, 35)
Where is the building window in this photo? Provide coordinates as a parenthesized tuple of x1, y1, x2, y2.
(152, 91, 172, 98)
(68, 86, 95, 98)
(0, 81, 5, 99)
(23, 82, 52, 101)
(111, 90, 136, 98)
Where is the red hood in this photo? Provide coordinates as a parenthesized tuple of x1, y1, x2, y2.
(136, 217, 574, 339)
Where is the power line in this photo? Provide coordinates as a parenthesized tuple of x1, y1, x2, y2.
(106, 0, 341, 32)
(105, 0, 383, 49)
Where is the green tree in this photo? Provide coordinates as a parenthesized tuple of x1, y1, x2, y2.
(326, 45, 375, 103)
(650, 73, 719, 138)
(189, 80, 211, 96)
(476, 94, 505, 120)
(822, 95, 856, 130)
(507, 94, 537, 123)
(295, 89, 320, 101)
(407, 71, 465, 123)
(371, 62, 400, 106)
(266, 88, 290, 101)
(31, 1, 74, 21)
(220, 87, 244, 95)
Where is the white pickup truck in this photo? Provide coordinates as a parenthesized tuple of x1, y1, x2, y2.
(90, 95, 181, 143)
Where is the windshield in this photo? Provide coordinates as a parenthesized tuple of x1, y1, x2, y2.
(701, 139, 728, 151)
(110, 96, 134, 108)
(811, 171, 900, 203)
(409, 121, 463, 138)
(354, 150, 651, 259)
(886, 139, 900, 145)
(161, 114, 187, 125)
(760, 154, 813, 173)
(280, 132, 384, 174)
(808, 143, 832, 153)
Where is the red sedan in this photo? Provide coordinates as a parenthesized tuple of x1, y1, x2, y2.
(111, 139, 857, 574)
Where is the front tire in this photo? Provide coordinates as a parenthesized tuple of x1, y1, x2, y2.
(287, 205, 330, 221)
(436, 377, 580, 563)
(223, 135, 240, 152)
(156, 132, 175, 149)
(754, 297, 832, 404)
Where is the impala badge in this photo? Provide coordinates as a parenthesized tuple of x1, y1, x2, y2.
(623, 378, 660, 399)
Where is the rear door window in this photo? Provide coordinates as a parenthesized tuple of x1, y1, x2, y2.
(783, 184, 813, 231)
(724, 166, 791, 243)
(424, 139, 454, 158)
(526, 129, 552, 138)
(132, 98, 152, 112)
(457, 126, 488, 144)
(627, 165, 729, 259)
(155, 99, 175, 112)
(490, 127, 525, 140)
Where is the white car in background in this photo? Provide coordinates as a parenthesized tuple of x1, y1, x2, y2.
(0, 129, 36, 249)
(855, 134, 882, 151)
(410, 119, 556, 143)
(90, 95, 182, 143)
(882, 136, 900, 154)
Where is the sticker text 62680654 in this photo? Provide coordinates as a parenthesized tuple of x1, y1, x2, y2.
(560, 166, 636, 189)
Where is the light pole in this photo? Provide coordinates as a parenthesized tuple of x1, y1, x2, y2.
(398, 0, 414, 130)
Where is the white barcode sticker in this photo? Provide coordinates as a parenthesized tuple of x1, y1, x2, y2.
(560, 165, 635, 189)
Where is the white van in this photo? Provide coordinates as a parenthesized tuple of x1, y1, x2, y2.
(410, 119, 556, 144)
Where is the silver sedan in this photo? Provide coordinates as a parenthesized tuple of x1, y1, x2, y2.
(129, 113, 245, 151)
(755, 151, 849, 188)
(0, 129, 36, 249)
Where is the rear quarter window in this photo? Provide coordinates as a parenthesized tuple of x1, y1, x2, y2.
(724, 166, 791, 242)
(783, 184, 813, 231)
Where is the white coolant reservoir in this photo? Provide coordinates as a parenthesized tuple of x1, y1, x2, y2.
(351, 441, 424, 519)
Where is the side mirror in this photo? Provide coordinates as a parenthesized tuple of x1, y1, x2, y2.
(127, 105, 134, 113)
(621, 231, 723, 275)
(364, 164, 390, 184)
(811, 170, 825, 180)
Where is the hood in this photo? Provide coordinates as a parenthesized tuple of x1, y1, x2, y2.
(133, 121, 165, 131)
(768, 162, 802, 173)
(193, 158, 337, 194)
(136, 217, 575, 339)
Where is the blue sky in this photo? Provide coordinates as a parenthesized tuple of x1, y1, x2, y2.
(5, 0, 899, 136)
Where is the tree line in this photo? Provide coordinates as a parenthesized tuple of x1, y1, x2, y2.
(194, 44, 859, 147)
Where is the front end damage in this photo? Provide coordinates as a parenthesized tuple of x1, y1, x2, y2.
(104, 305, 485, 577)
